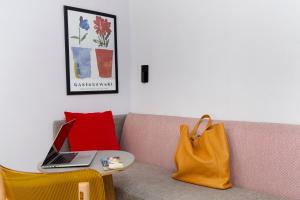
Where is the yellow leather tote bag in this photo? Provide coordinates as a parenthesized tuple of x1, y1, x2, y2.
(172, 115, 232, 189)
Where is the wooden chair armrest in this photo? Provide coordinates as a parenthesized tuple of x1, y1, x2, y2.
(78, 182, 89, 200)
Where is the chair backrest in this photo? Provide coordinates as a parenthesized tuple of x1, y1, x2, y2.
(0, 165, 101, 200)
(53, 115, 127, 151)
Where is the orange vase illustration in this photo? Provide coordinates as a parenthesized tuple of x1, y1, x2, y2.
(95, 49, 113, 78)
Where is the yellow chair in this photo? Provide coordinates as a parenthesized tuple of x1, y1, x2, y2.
(0, 165, 105, 200)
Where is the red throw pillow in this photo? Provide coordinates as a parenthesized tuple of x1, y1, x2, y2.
(64, 111, 120, 151)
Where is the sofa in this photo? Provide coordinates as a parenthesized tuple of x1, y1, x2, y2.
(53, 113, 300, 200)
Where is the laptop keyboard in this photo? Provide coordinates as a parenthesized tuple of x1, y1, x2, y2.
(51, 153, 78, 164)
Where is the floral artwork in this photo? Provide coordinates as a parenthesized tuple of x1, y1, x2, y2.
(93, 16, 112, 47)
(64, 6, 118, 95)
(70, 16, 89, 45)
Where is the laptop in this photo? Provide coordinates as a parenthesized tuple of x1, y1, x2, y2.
(41, 119, 97, 169)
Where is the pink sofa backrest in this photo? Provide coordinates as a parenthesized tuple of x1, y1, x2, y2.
(121, 113, 300, 200)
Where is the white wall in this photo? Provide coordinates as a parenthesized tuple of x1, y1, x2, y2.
(129, 0, 300, 124)
(0, 0, 131, 171)
(2, 0, 300, 171)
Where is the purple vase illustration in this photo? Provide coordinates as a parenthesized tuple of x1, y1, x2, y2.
(71, 47, 92, 79)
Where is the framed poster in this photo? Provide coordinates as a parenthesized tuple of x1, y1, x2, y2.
(64, 6, 118, 95)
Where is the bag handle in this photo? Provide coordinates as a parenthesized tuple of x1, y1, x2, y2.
(190, 114, 212, 139)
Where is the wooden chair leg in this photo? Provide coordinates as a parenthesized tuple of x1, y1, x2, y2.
(0, 172, 6, 200)
(78, 182, 90, 200)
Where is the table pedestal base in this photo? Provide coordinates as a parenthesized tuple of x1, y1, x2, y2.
(103, 175, 116, 200)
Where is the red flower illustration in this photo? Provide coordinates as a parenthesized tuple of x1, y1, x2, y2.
(93, 16, 112, 47)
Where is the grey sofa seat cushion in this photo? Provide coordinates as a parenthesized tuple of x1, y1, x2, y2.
(113, 162, 284, 200)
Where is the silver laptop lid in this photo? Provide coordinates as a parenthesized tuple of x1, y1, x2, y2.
(42, 120, 76, 165)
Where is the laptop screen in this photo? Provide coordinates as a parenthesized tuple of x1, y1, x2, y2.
(42, 120, 76, 165)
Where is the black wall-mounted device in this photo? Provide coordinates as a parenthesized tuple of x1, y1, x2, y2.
(141, 65, 149, 83)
